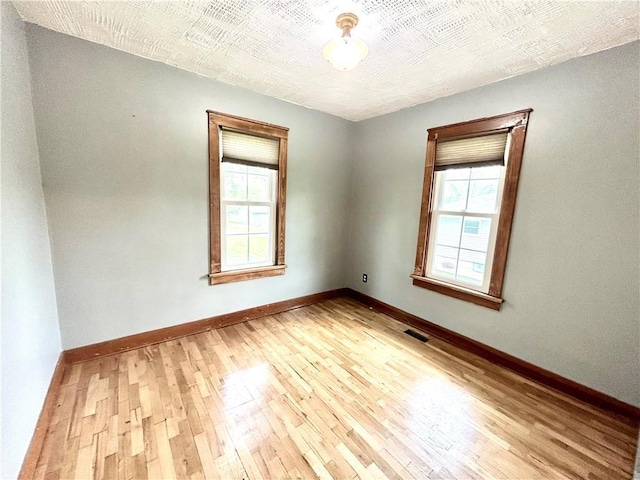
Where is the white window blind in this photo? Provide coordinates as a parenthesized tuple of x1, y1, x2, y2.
(221, 130, 280, 170)
(435, 132, 508, 170)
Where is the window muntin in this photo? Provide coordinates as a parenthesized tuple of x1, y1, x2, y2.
(425, 164, 506, 293)
(220, 163, 277, 271)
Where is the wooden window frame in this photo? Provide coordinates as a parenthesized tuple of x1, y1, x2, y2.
(207, 111, 289, 285)
(411, 109, 532, 310)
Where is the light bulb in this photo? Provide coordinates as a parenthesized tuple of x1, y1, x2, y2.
(323, 13, 368, 71)
(323, 36, 368, 71)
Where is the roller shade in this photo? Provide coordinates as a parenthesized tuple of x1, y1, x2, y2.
(435, 132, 508, 170)
(221, 130, 280, 170)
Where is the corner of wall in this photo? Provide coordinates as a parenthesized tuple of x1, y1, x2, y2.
(1, 2, 63, 478)
(343, 119, 361, 289)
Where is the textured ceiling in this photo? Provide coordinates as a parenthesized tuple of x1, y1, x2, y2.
(13, 1, 640, 121)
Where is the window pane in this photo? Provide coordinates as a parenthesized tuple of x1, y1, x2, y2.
(248, 174, 270, 202)
(467, 180, 499, 213)
(248, 165, 270, 175)
(226, 235, 248, 266)
(456, 249, 487, 285)
(432, 245, 458, 278)
(460, 217, 491, 252)
(471, 165, 501, 179)
(463, 219, 480, 235)
(435, 215, 462, 248)
(225, 163, 248, 173)
(223, 172, 247, 201)
(441, 181, 469, 211)
(226, 206, 248, 234)
(249, 234, 270, 263)
(434, 244, 458, 259)
(249, 206, 270, 234)
(444, 168, 470, 180)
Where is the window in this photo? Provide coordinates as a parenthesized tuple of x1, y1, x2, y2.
(412, 110, 532, 309)
(207, 111, 288, 285)
(220, 163, 276, 270)
(426, 165, 505, 293)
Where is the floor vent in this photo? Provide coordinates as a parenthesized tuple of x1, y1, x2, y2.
(404, 329, 428, 343)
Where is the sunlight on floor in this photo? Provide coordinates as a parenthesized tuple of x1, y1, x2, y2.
(222, 362, 271, 409)
(409, 376, 477, 448)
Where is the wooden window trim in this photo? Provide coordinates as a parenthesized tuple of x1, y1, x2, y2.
(410, 275, 503, 310)
(207, 111, 289, 285)
(413, 109, 532, 309)
(209, 265, 286, 285)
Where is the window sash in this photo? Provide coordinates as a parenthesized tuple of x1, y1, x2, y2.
(220, 164, 277, 272)
(425, 166, 507, 293)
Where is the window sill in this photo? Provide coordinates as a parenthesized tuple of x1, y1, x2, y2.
(410, 275, 503, 310)
(210, 265, 286, 285)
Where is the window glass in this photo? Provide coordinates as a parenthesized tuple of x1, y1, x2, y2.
(220, 163, 276, 271)
(248, 173, 270, 201)
(249, 235, 270, 262)
(249, 206, 270, 234)
(224, 170, 247, 201)
(460, 217, 491, 251)
(435, 215, 463, 247)
(226, 235, 248, 266)
(226, 206, 248, 234)
(428, 165, 505, 292)
(441, 180, 468, 211)
(444, 168, 470, 180)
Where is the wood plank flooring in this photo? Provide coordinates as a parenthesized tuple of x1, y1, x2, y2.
(34, 298, 639, 479)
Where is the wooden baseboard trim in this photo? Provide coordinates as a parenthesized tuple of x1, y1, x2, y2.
(346, 288, 640, 423)
(18, 352, 68, 480)
(65, 288, 349, 364)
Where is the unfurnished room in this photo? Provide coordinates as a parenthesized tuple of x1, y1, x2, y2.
(2, 1, 640, 479)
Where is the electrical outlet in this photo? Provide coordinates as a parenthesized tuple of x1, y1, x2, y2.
(362, 273, 368, 283)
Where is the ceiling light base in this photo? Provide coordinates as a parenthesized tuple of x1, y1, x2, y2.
(336, 13, 358, 32)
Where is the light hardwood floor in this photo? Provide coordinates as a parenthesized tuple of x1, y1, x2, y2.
(34, 298, 638, 479)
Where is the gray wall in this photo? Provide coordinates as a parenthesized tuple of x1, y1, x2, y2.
(1, 3, 62, 479)
(347, 42, 640, 407)
(26, 25, 354, 349)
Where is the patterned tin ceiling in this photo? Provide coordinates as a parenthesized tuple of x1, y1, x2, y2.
(14, 1, 640, 121)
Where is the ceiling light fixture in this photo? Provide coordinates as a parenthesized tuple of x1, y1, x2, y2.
(323, 13, 368, 71)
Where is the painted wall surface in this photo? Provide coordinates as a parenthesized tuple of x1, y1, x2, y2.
(1, 3, 63, 478)
(347, 42, 640, 406)
(26, 25, 353, 349)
